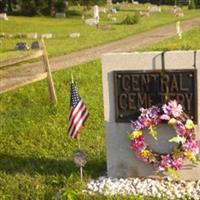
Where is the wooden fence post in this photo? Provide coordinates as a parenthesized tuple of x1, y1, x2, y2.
(39, 38, 57, 104)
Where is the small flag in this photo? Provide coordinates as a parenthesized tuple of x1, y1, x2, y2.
(68, 81, 89, 139)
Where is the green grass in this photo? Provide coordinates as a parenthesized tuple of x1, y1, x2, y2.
(0, 60, 106, 199)
(1, 4, 200, 61)
(0, 27, 200, 199)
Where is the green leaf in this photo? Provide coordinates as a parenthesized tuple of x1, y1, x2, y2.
(148, 126, 157, 140)
(169, 135, 186, 144)
(167, 167, 180, 180)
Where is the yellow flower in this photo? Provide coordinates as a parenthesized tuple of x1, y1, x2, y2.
(184, 151, 196, 161)
(185, 119, 195, 129)
(168, 118, 177, 125)
(141, 149, 151, 158)
(129, 130, 142, 139)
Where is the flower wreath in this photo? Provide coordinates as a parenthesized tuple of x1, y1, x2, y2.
(129, 100, 199, 174)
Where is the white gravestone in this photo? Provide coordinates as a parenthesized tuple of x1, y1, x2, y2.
(132, 0, 139, 5)
(41, 33, 53, 39)
(69, 32, 80, 38)
(93, 5, 100, 23)
(0, 13, 8, 20)
(176, 21, 182, 39)
(101, 51, 200, 180)
(27, 32, 38, 39)
(85, 18, 98, 26)
(148, 6, 161, 13)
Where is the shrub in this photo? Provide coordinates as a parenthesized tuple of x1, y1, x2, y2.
(188, 0, 199, 9)
(113, 5, 120, 11)
(16, 0, 50, 16)
(20, 0, 37, 16)
(55, 0, 67, 13)
(121, 14, 139, 25)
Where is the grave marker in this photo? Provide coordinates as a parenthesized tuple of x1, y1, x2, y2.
(113, 70, 197, 122)
(93, 5, 99, 23)
(101, 51, 200, 180)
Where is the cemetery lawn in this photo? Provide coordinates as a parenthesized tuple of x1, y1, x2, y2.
(1, 5, 200, 61)
(0, 26, 200, 199)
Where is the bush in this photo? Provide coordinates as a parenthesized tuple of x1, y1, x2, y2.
(0, 0, 7, 13)
(16, 0, 50, 16)
(188, 0, 199, 9)
(79, 0, 106, 7)
(55, 0, 67, 13)
(121, 14, 139, 25)
(113, 5, 120, 11)
(19, 0, 37, 16)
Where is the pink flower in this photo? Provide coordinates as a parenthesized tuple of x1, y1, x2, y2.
(131, 120, 144, 131)
(160, 155, 172, 168)
(130, 136, 146, 150)
(171, 158, 184, 170)
(162, 100, 183, 118)
(183, 139, 199, 154)
(175, 121, 188, 136)
(160, 114, 170, 121)
(152, 163, 165, 171)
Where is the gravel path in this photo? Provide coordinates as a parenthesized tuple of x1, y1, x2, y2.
(0, 17, 200, 93)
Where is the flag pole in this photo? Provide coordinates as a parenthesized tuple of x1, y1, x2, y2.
(69, 74, 87, 181)
(78, 136, 81, 149)
(71, 73, 74, 84)
(77, 135, 83, 180)
(80, 166, 83, 180)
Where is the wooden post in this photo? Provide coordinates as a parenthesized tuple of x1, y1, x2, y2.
(39, 38, 57, 104)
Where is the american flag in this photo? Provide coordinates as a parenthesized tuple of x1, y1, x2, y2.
(68, 82, 89, 139)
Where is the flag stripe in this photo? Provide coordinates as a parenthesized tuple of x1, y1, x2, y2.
(69, 101, 85, 127)
(69, 107, 88, 135)
(70, 112, 89, 138)
(73, 111, 89, 137)
(68, 100, 83, 120)
(69, 108, 88, 138)
(68, 82, 89, 139)
(68, 104, 85, 133)
(68, 108, 88, 137)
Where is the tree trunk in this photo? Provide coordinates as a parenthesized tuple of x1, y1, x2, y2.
(51, 0, 56, 16)
(7, 0, 12, 13)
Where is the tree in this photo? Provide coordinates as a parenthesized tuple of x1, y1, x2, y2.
(189, 0, 199, 9)
(7, 0, 13, 12)
(50, 0, 56, 16)
(81, 0, 106, 9)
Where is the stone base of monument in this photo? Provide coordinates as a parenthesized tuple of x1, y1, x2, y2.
(101, 51, 200, 180)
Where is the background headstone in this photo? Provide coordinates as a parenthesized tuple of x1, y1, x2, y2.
(55, 12, 66, 18)
(101, 51, 200, 180)
(69, 32, 80, 38)
(93, 5, 99, 23)
(85, 18, 98, 26)
(27, 32, 38, 39)
(31, 41, 39, 49)
(15, 42, 29, 50)
(176, 21, 182, 39)
(41, 33, 53, 39)
(0, 13, 8, 20)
